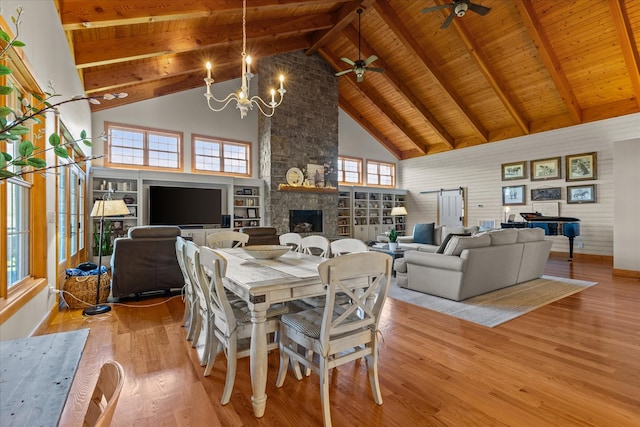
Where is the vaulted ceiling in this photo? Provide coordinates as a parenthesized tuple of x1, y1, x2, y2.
(55, 0, 640, 160)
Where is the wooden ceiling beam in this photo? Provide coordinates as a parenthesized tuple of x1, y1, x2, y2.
(82, 36, 311, 93)
(338, 95, 403, 159)
(88, 65, 237, 112)
(305, 0, 375, 56)
(59, 0, 351, 30)
(374, 0, 489, 143)
(323, 49, 429, 155)
(514, 0, 582, 124)
(608, 0, 640, 107)
(339, 26, 454, 148)
(443, 2, 530, 135)
(73, 13, 333, 68)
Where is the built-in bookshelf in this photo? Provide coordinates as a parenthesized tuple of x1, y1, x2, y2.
(338, 186, 407, 240)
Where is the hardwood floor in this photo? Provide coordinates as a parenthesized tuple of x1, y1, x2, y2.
(43, 255, 640, 426)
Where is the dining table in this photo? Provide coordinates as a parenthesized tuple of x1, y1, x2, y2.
(0, 328, 90, 426)
(217, 248, 328, 418)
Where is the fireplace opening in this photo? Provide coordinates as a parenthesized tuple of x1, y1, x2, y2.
(289, 210, 323, 233)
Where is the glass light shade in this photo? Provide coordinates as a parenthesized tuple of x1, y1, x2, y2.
(390, 206, 408, 216)
(90, 199, 130, 217)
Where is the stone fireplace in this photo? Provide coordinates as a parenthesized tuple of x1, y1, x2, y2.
(258, 51, 339, 236)
(289, 209, 323, 233)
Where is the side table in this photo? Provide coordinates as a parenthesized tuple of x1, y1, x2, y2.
(369, 244, 405, 275)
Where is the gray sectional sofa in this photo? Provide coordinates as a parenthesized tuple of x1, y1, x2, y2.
(394, 228, 553, 301)
(398, 224, 480, 253)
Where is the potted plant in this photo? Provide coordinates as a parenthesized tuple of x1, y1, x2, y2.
(388, 229, 399, 251)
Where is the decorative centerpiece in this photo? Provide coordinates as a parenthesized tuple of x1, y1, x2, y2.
(242, 245, 291, 259)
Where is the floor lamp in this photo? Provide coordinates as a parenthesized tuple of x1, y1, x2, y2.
(84, 195, 130, 316)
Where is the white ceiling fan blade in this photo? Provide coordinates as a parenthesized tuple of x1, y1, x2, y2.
(366, 67, 385, 73)
(364, 55, 378, 66)
(340, 57, 355, 66)
(335, 69, 354, 77)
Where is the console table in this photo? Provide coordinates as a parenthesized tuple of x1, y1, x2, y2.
(0, 329, 90, 427)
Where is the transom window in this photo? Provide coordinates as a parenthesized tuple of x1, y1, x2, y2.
(337, 156, 362, 185)
(106, 122, 182, 171)
(192, 135, 251, 177)
(366, 160, 395, 187)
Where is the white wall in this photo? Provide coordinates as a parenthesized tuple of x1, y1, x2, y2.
(0, 0, 91, 340)
(613, 138, 640, 272)
(338, 109, 398, 166)
(91, 82, 260, 175)
(399, 113, 640, 258)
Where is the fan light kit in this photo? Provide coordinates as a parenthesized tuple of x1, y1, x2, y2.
(422, 0, 491, 29)
(335, 8, 384, 83)
(203, 0, 286, 118)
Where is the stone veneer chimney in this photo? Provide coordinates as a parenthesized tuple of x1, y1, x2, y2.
(258, 51, 339, 236)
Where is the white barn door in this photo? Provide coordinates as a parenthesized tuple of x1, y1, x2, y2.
(438, 189, 463, 226)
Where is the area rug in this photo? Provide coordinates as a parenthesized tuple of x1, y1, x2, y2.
(388, 275, 597, 327)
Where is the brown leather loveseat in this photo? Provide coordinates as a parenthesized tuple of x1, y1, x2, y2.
(111, 225, 184, 298)
(239, 226, 280, 245)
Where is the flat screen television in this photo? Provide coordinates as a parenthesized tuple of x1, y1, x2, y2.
(149, 186, 222, 227)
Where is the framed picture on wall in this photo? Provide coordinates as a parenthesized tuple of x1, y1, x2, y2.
(531, 187, 561, 201)
(530, 157, 561, 181)
(567, 184, 596, 203)
(566, 152, 597, 181)
(502, 185, 526, 205)
(501, 161, 526, 181)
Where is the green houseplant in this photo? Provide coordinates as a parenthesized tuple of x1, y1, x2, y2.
(0, 7, 124, 180)
(388, 229, 399, 251)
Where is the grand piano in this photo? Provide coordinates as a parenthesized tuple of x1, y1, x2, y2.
(520, 212, 581, 260)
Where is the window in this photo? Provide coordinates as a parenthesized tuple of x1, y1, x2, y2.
(1, 25, 49, 314)
(57, 158, 67, 264)
(337, 156, 362, 185)
(106, 122, 182, 171)
(6, 178, 30, 289)
(366, 160, 395, 187)
(192, 135, 251, 176)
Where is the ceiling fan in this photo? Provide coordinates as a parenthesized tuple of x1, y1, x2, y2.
(422, 0, 491, 29)
(335, 8, 384, 83)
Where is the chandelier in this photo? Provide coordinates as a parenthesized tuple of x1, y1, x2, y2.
(204, 0, 286, 119)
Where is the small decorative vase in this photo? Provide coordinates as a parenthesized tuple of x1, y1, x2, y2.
(388, 242, 398, 251)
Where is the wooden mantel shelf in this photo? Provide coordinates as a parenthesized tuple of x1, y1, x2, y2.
(278, 184, 338, 193)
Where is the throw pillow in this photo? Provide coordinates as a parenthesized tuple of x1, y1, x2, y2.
(436, 233, 470, 254)
(443, 234, 491, 256)
(488, 229, 518, 246)
(413, 223, 435, 244)
(441, 225, 465, 243)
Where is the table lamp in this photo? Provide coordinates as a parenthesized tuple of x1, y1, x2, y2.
(390, 206, 408, 216)
(84, 195, 130, 316)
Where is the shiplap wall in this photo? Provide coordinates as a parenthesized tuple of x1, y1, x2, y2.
(399, 113, 640, 257)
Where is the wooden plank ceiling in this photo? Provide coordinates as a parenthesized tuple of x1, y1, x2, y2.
(56, 0, 640, 160)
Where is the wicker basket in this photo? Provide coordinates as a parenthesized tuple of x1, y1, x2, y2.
(63, 273, 110, 309)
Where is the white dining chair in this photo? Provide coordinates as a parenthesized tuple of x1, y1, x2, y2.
(84, 360, 125, 427)
(279, 232, 303, 252)
(183, 241, 211, 365)
(206, 231, 249, 249)
(275, 252, 393, 427)
(196, 246, 288, 404)
(176, 236, 198, 342)
(330, 238, 368, 256)
(300, 235, 330, 258)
